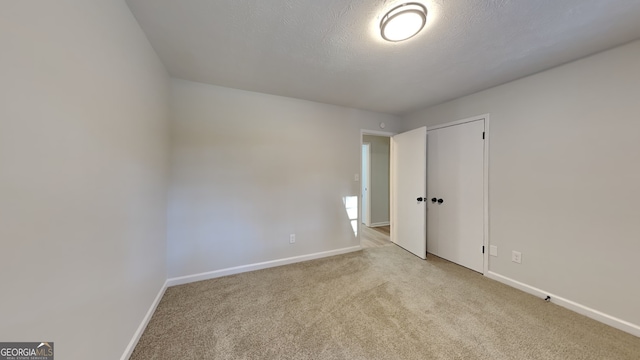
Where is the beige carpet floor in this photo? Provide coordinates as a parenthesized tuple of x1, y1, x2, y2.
(131, 245, 640, 359)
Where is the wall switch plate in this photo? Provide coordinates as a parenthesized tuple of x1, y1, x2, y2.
(489, 245, 498, 257)
(512, 251, 522, 264)
(289, 234, 296, 244)
(354, 174, 359, 182)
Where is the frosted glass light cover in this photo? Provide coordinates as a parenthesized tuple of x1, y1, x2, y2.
(380, 3, 427, 42)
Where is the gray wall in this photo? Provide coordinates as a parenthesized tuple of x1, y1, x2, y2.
(362, 135, 390, 226)
(0, 2, 170, 359)
(168, 79, 402, 278)
(403, 40, 640, 328)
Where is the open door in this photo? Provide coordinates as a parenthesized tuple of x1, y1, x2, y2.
(390, 127, 427, 259)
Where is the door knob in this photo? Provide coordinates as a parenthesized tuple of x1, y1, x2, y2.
(437, 198, 444, 204)
(416, 197, 424, 202)
(431, 198, 437, 203)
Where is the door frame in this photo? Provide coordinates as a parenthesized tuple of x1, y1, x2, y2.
(427, 113, 490, 275)
(359, 130, 395, 244)
(361, 142, 372, 227)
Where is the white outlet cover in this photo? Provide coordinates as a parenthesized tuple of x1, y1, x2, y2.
(512, 251, 522, 264)
(489, 245, 498, 257)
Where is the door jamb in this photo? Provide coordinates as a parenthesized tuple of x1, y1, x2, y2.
(362, 142, 372, 227)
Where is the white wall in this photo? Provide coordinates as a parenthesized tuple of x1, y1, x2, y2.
(403, 40, 640, 329)
(362, 135, 390, 226)
(168, 79, 401, 278)
(0, 1, 170, 359)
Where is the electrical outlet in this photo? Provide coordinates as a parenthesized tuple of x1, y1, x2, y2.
(289, 234, 296, 244)
(489, 245, 498, 257)
(512, 251, 522, 264)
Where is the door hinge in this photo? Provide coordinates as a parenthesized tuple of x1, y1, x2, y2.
(482, 132, 485, 139)
(482, 246, 485, 254)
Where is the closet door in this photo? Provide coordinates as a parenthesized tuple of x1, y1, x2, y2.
(391, 127, 427, 259)
(427, 120, 484, 273)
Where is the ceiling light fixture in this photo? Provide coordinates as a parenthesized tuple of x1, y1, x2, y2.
(380, 3, 427, 42)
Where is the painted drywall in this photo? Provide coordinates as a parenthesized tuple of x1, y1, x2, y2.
(362, 135, 390, 226)
(0, 2, 170, 359)
(403, 40, 640, 327)
(168, 79, 401, 278)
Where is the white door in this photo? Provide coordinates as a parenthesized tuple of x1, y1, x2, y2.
(391, 127, 427, 259)
(361, 143, 371, 226)
(427, 120, 484, 272)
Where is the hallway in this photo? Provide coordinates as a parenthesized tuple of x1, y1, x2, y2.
(360, 225, 391, 248)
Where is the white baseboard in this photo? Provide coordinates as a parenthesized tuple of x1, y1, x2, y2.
(370, 222, 390, 227)
(486, 271, 640, 337)
(121, 280, 168, 360)
(167, 246, 362, 287)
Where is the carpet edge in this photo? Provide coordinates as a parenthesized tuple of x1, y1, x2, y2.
(486, 271, 640, 338)
(120, 280, 169, 360)
(166, 246, 363, 287)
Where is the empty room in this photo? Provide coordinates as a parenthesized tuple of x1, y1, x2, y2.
(2, 1, 640, 359)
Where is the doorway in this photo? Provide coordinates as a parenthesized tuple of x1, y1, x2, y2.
(362, 143, 371, 227)
(360, 131, 393, 248)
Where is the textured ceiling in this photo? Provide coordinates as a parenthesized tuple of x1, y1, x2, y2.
(126, 0, 640, 115)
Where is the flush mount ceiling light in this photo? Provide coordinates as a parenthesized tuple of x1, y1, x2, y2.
(380, 2, 427, 42)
